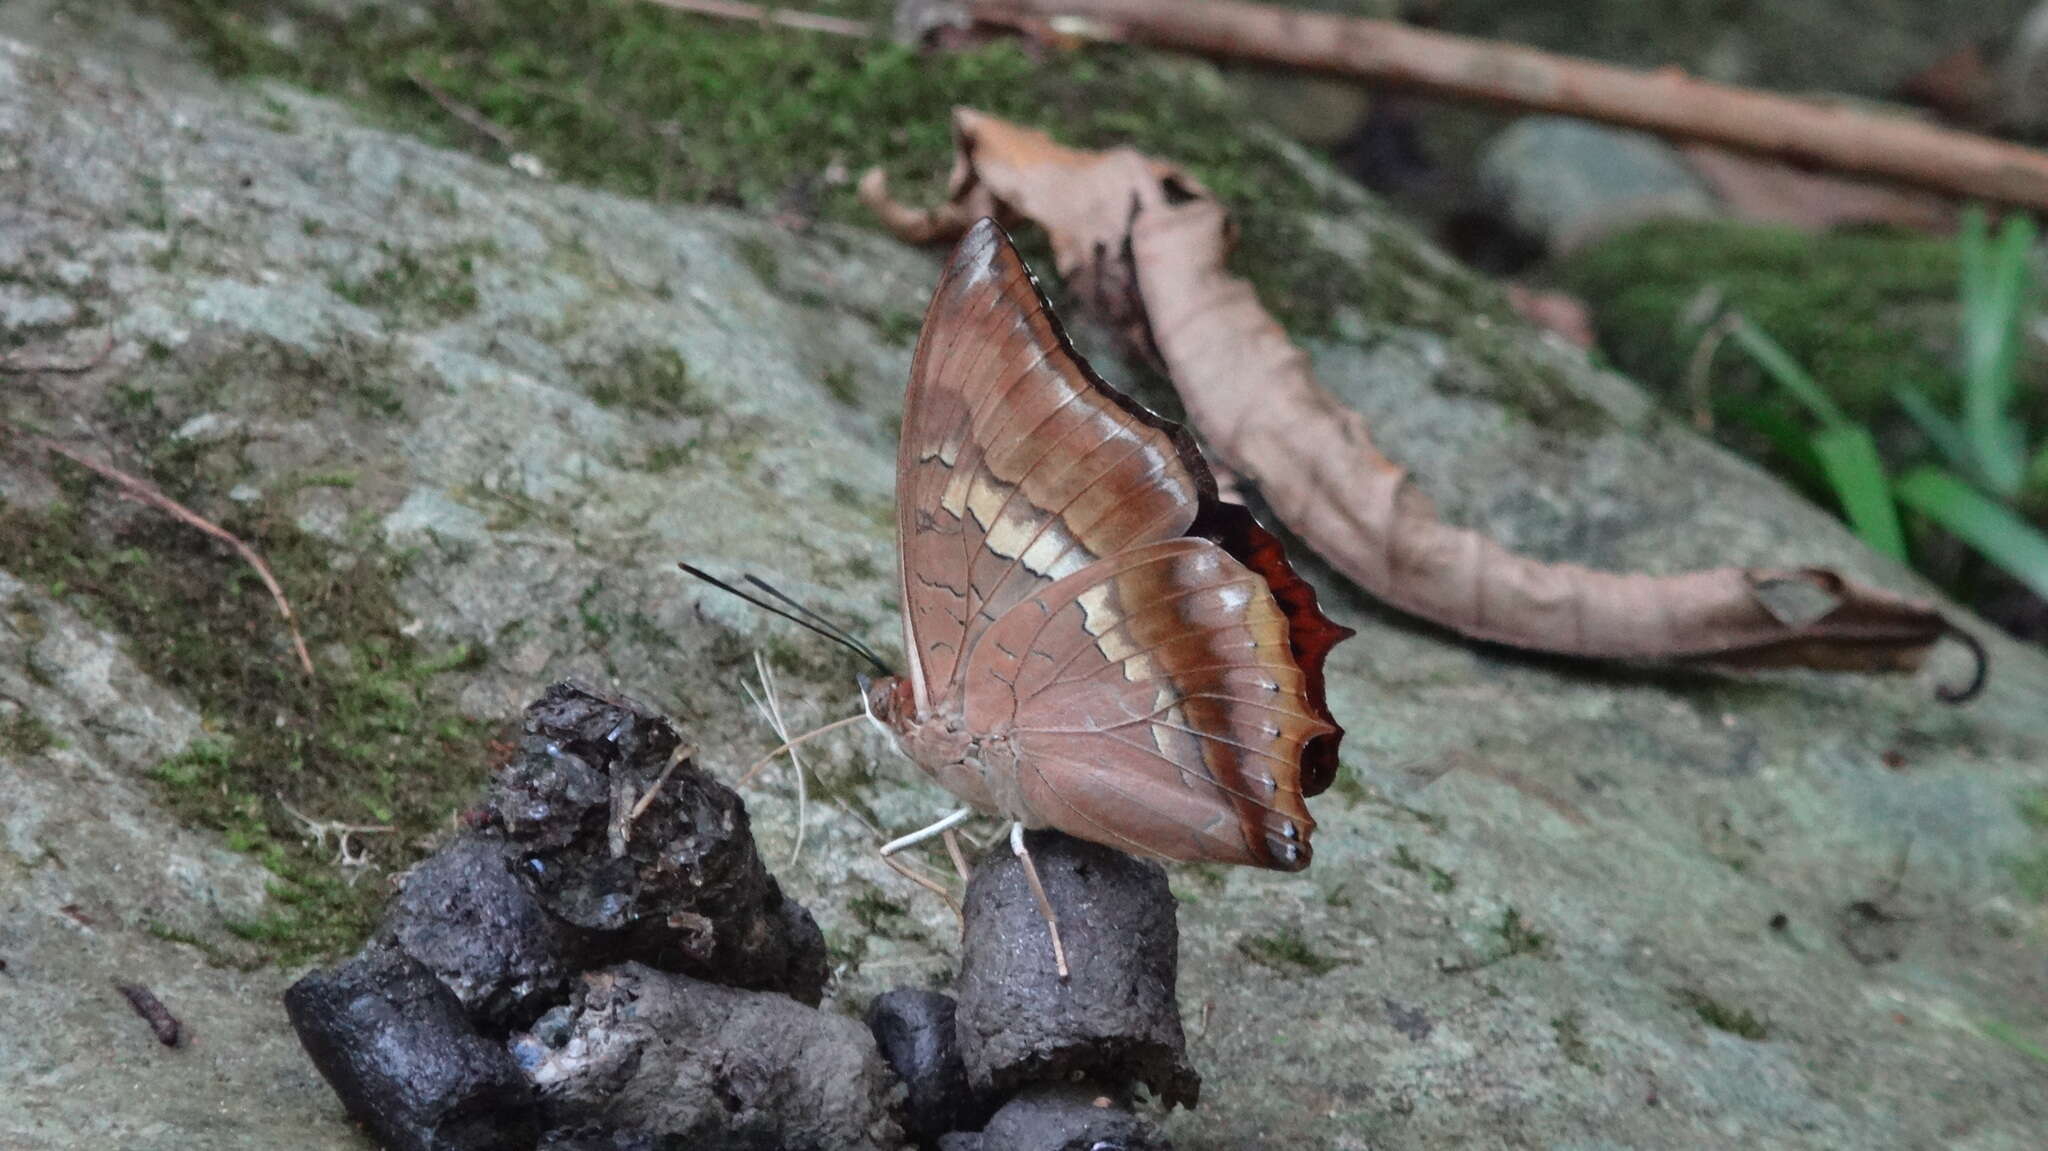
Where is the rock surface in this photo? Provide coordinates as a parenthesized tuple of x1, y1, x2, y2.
(944, 1084, 1173, 1151)
(2, 8, 2047, 1151)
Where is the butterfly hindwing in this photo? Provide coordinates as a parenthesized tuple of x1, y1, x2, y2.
(962, 538, 1328, 869)
(897, 220, 1205, 709)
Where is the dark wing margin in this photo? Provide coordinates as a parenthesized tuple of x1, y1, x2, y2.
(1187, 501, 1353, 796)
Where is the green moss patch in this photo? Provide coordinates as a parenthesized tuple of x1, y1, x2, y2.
(1675, 987, 1770, 1040)
(1495, 905, 1549, 958)
(1238, 926, 1344, 975)
(581, 346, 711, 417)
(1, 460, 499, 964)
(328, 239, 490, 325)
(1, 709, 60, 756)
(1552, 1009, 1602, 1071)
(1389, 843, 1458, 893)
(1563, 219, 1965, 421)
(159, 0, 1381, 338)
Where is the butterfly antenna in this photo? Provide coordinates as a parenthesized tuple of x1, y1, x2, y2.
(742, 573, 891, 671)
(677, 562, 892, 674)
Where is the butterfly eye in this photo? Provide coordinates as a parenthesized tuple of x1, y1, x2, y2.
(860, 675, 900, 725)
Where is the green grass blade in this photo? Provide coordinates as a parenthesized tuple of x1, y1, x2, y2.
(1729, 318, 1850, 428)
(1894, 385, 1976, 478)
(1958, 205, 1988, 331)
(1960, 212, 2036, 497)
(1811, 426, 1906, 561)
(2030, 439, 2048, 498)
(1896, 467, 2048, 598)
(1720, 399, 1828, 492)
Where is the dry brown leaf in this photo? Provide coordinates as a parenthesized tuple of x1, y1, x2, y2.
(1678, 145, 1955, 234)
(862, 110, 1984, 700)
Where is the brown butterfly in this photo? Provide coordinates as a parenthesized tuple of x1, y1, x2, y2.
(858, 218, 1352, 876)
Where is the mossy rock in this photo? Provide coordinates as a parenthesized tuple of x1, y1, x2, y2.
(158, 0, 1367, 338)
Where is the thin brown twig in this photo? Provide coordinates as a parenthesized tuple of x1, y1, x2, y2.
(638, 0, 872, 37)
(883, 851, 964, 914)
(626, 743, 696, 832)
(5, 426, 316, 677)
(970, 0, 2048, 213)
(0, 328, 114, 375)
(406, 69, 520, 152)
(1683, 311, 1742, 432)
(735, 712, 866, 787)
(831, 798, 965, 914)
(115, 982, 183, 1048)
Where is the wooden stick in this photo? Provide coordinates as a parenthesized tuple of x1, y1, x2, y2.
(626, 744, 696, 830)
(969, 0, 2048, 212)
(639, 0, 871, 37)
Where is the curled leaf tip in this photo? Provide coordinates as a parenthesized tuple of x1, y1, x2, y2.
(1935, 622, 1989, 705)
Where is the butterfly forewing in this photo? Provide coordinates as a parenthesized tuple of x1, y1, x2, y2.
(963, 538, 1328, 869)
(897, 223, 1204, 709)
(893, 219, 1350, 870)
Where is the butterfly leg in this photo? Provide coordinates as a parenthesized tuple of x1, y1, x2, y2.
(879, 807, 974, 916)
(1009, 821, 1071, 981)
(942, 828, 972, 883)
(880, 806, 974, 855)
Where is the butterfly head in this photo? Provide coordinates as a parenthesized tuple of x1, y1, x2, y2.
(857, 672, 916, 739)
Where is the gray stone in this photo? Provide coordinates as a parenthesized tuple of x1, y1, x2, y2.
(2, 8, 2047, 1151)
(968, 1084, 1172, 1151)
(1476, 116, 1719, 253)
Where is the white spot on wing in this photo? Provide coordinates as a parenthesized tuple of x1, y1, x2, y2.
(1216, 584, 1251, 614)
(965, 471, 1009, 533)
(1076, 584, 1116, 634)
(983, 513, 1032, 560)
(1021, 528, 1087, 580)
